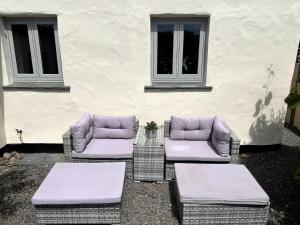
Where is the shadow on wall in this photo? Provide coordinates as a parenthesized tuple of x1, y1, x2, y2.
(249, 65, 285, 145)
(0, 19, 7, 148)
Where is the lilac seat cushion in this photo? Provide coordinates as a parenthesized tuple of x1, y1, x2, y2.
(175, 164, 269, 205)
(72, 138, 134, 159)
(70, 113, 94, 153)
(170, 116, 214, 141)
(93, 115, 135, 139)
(165, 138, 230, 162)
(212, 116, 230, 157)
(31, 162, 126, 205)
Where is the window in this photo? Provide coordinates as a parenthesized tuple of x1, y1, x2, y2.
(151, 18, 208, 85)
(5, 18, 63, 83)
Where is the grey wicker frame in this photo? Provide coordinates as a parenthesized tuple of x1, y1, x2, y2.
(133, 126, 164, 182)
(164, 120, 241, 180)
(62, 120, 139, 179)
(174, 183, 269, 225)
(34, 203, 121, 224)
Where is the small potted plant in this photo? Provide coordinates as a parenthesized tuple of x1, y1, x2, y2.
(145, 121, 158, 138)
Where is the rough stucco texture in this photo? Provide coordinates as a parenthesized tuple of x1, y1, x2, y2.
(0, 18, 6, 148)
(0, 0, 300, 145)
(0, 72, 5, 149)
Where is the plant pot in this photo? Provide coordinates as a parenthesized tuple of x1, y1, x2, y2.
(145, 129, 157, 138)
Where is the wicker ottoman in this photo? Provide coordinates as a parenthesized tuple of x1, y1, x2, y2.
(31, 162, 125, 225)
(175, 164, 270, 225)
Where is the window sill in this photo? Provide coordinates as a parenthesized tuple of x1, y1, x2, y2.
(2, 83, 70, 91)
(144, 85, 213, 92)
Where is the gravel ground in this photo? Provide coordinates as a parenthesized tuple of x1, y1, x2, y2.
(281, 126, 300, 148)
(0, 147, 300, 225)
(0, 153, 179, 225)
(241, 145, 300, 225)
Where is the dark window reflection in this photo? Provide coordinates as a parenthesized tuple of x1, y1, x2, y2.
(182, 24, 201, 74)
(157, 24, 174, 74)
(11, 24, 33, 74)
(38, 24, 59, 74)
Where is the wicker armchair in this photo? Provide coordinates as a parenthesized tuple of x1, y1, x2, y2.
(164, 119, 241, 180)
(62, 119, 139, 178)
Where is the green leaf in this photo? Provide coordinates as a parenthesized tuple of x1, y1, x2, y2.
(145, 121, 158, 130)
(285, 84, 300, 109)
(294, 164, 300, 181)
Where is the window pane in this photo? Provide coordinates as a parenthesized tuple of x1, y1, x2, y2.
(37, 24, 58, 74)
(157, 24, 174, 74)
(11, 24, 33, 74)
(182, 24, 201, 74)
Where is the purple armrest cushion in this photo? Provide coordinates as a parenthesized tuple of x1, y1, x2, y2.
(212, 116, 230, 157)
(70, 112, 94, 153)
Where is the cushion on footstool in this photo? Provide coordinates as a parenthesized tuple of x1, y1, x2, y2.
(175, 163, 269, 205)
(31, 162, 126, 205)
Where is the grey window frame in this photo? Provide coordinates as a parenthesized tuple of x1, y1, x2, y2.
(151, 18, 208, 85)
(152, 21, 178, 80)
(5, 17, 63, 83)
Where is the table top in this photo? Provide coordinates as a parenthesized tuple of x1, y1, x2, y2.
(134, 125, 164, 147)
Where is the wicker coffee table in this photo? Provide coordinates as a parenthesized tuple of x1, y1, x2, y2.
(175, 163, 270, 225)
(133, 126, 164, 182)
(31, 162, 125, 224)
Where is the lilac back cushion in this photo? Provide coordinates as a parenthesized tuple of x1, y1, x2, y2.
(212, 116, 230, 157)
(170, 116, 214, 141)
(70, 113, 94, 153)
(93, 115, 135, 139)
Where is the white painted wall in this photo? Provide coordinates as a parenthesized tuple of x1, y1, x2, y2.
(0, 0, 300, 145)
(0, 19, 6, 148)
